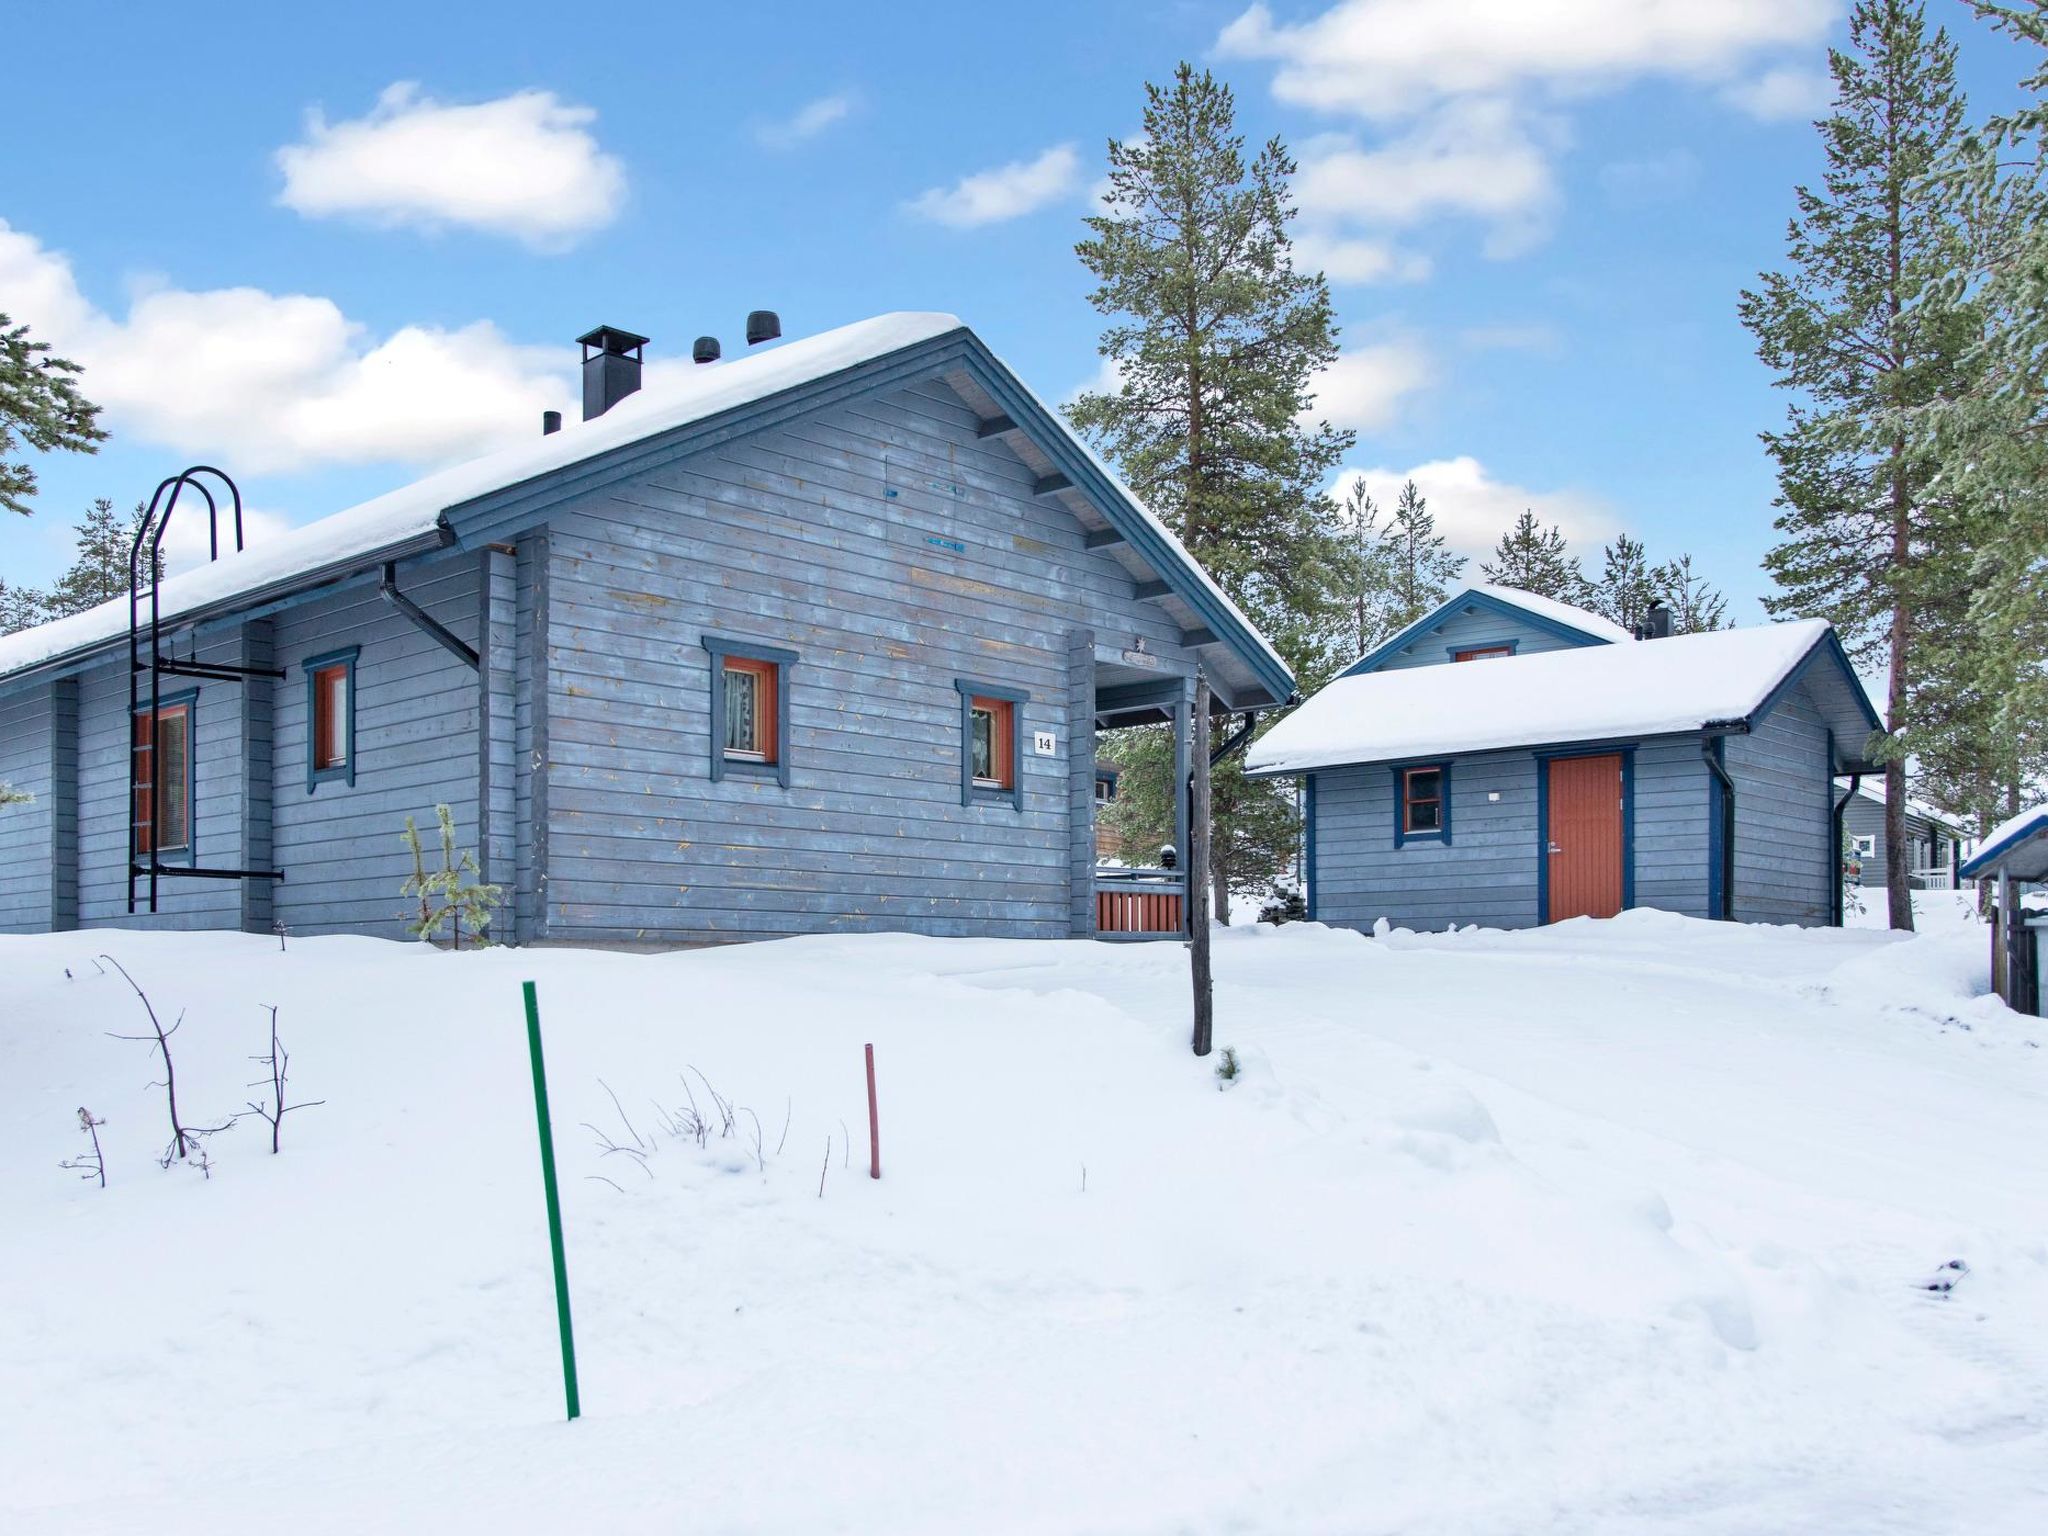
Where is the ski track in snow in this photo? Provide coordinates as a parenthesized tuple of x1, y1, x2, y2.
(1, 901, 2043, 1534)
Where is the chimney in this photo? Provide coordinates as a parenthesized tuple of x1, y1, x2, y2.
(1645, 602, 1673, 639)
(577, 324, 650, 420)
(692, 335, 722, 365)
(746, 309, 782, 345)
(542, 409, 562, 436)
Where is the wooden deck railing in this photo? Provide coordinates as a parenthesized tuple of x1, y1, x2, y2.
(1094, 866, 1185, 938)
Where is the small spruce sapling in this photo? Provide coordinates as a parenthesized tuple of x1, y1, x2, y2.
(1214, 1046, 1241, 1089)
(399, 804, 503, 948)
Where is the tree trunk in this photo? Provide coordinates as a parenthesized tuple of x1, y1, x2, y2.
(1189, 676, 1213, 1058)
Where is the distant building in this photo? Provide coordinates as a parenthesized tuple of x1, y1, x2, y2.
(1836, 781, 1963, 889)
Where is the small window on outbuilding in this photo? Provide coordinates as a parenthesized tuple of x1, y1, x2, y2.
(955, 679, 1028, 809)
(303, 646, 360, 790)
(1452, 645, 1514, 662)
(1395, 762, 1451, 846)
(702, 635, 796, 787)
(133, 693, 196, 859)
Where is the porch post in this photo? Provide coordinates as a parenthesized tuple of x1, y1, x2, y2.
(1066, 627, 1096, 936)
(1190, 674, 1213, 1057)
(1171, 679, 1191, 931)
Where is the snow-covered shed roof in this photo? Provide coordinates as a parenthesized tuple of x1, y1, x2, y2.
(1341, 583, 1633, 677)
(1247, 618, 1882, 776)
(1959, 806, 2048, 882)
(0, 313, 1291, 704)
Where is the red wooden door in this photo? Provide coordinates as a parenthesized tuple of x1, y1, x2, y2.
(1546, 754, 1623, 922)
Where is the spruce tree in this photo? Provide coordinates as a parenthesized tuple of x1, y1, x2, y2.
(1072, 63, 1354, 920)
(1386, 479, 1464, 632)
(0, 576, 46, 634)
(1, 313, 105, 518)
(1738, 0, 1975, 930)
(1480, 509, 1590, 602)
(1339, 476, 1399, 657)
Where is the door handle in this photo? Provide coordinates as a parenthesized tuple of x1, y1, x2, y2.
(1548, 842, 1563, 854)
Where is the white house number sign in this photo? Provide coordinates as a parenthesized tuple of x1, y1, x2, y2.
(1033, 730, 1058, 756)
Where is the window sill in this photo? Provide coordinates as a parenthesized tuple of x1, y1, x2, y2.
(719, 756, 785, 783)
(306, 766, 354, 792)
(969, 786, 1019, 807)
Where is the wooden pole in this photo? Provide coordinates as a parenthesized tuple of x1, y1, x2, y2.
(865, 1042, 881, 1179)
(1190, 675, 1214, 1057)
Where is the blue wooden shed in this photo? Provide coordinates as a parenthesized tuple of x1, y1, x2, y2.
(0, 313, 1291, 944)
(1959, 807, 2048, 1016)
(1245, 586, 1882, 930)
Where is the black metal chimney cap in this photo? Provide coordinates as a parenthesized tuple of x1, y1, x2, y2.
(692, 335, 722, 365)
(746, 310, 782, 346)
(577, 324, 651, 359)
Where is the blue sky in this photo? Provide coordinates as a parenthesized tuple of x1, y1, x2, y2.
(2, 1, 2033, 617)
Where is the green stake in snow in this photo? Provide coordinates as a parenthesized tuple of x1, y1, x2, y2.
(522, 980, 581, 1422)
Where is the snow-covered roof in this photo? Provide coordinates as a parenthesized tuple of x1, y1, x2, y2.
(0, 312, 1289, 697)
(1843, 778, 1962, 831)
(1959, 805, 2048, 882)
(1248, 618, 1878, 775)
(1467, 584, 1637, 645)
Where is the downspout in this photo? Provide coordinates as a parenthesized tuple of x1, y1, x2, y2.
(379, 561, 479, 670)
(1703, 735, 1738, 921)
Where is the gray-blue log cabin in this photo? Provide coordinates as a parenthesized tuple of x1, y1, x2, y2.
(1245, 585, 1883, 930)
(0, 313, 1293, 944)
(1837, 782, 1964, 889)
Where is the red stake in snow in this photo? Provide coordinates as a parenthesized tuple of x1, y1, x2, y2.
(865, 1042, 881, 1180)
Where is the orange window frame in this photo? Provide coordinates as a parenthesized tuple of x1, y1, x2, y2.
(969, 696, 1015, 789)
(312, 664, 349, 771)
(1452, 645, 1513, 662)
(1402, 765, 1444, 834)
(132, 702, 192, 856)
(723, 655, 778, 762)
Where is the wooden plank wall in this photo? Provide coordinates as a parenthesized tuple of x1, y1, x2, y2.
(1364, 606, 1606, 671)
(1725, 682, 1832, 924)
(531, 376, 1193, 944)
(0, 680, 58, 931)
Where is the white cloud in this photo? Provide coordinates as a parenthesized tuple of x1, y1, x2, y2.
(1302, 341, 1433, 435)
(906, 144, 1082, 227)
(1720, 66, 1835, 122)
(275, 82, 626, 249)
(1294, 231, 1432, 285)
(1295, 100, 1562, 260)
(1217, 0, 1839, 121)
(0, 219, 571, 476)
(1330, 454, 1620, 561)
(756, 92, 857, 149)
(1598, 149, 1701, 205)
(156, 505, 296, 574)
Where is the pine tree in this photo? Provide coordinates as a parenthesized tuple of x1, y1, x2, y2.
(1480, 509, 1590, 602)
(1339, 476, 1399, 658)
(0, 576, 47, 634)
(1738, 0, 1977, 931)
(1652, 554, 1731, 633)
(1916, 2, 2048, 838)
(44, 499, 157, 619)
(1590, 534, 1661, 631)
(1071, 63, 1355, 919)
(1, 313, 105, 518)
(1386, 479, 1464, 632)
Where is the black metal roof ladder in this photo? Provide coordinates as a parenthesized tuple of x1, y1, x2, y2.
(127, 466, 287, 914)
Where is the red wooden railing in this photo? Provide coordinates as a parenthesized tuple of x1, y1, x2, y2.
(1094, 868, 1185, 936)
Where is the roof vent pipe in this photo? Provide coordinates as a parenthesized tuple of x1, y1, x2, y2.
(577, 324, 650, 420)
(542, 410, 562, 436)
(693, 335, 722, 365)
(746, 310, 782, 345)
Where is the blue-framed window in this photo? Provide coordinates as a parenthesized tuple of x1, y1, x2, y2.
(1393, 761, 1451, 847)
(954, 679, 1028, 810)
(302, 646, 360, 792)
(132, 688, 199, 865)
(703, 635, 796, 788)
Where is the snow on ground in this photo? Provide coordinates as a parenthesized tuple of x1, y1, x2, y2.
(3, 909, 2044, 1534)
